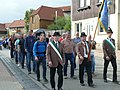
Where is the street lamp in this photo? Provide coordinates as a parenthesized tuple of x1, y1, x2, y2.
(107, 0, 112, 27)
(55, 11, 58, 31)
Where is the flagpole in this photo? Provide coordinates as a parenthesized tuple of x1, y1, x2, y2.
(88, 21, 99, 61)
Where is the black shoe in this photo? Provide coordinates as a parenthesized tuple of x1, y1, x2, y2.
(80, 83, 85, 86)
(104, 79, 108, 83)
(37, 78, 40, 81)
(58, 88, 63, 90)
(28, 72, 31, 74)
(89, 83, 95, 87)
(43, 78, 48, 82)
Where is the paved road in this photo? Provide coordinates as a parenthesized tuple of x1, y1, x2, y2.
(0, 48, 120, 90)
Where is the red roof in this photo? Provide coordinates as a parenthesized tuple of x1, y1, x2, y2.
(31, 6, 64, 21)
(5, 23, 11, 28)
(0, 24, 7, 31)
(57, 6, 71, 12)
(9, 20, 25, 28)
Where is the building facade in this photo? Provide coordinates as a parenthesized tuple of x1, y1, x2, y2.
(71, 0, 120, 49)
(0, 24, 7, 36)
(29, 6, 64, 31)
(9, 20, 25, 35)
(57, 6, 71, 18)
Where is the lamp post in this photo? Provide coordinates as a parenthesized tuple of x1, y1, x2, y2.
(55, 11, 58, 31)
(107, 0, 112, 27)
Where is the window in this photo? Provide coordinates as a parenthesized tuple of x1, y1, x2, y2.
(86, 0, 90, 6)
(76, 23, 82, 33)
(32, 16, 36, 23)
(76, 23, 79, 32)
(100, 26, 103, 32)
(98, 0, 103, 3)
(98, 24, 106, 34)
(79, 0, 90, 7)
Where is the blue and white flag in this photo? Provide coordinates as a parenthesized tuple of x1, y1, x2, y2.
(98, 0, 108, 32)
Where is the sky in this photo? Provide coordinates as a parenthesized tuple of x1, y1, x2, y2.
(0, 0, 70, 23)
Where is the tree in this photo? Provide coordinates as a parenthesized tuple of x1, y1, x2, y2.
(24, 9, 34, 33)
(47, 16, 71, 31)
(64, 17, 71, 31)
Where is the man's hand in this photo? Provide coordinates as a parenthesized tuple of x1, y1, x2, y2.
(25, 49, 27, 52)
(35, 56, 38, 61)
(106, 56, 110, 60)
(48, 61, 52, 67)
(80, 56, 84, 60)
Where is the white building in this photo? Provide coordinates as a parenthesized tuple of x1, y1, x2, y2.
(71, 0, 120, 49)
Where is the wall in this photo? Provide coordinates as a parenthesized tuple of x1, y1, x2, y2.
(29, 14, 40, 30)
(40, 20, 53, 29)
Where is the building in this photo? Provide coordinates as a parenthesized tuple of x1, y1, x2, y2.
(57, 6, 71, 17)
(29, 5, 64, 31)
(0, 24, 7, 37)
(9, 20, 25, 35)
(71, 0, 120, 49)
(5, 23, 11, 34)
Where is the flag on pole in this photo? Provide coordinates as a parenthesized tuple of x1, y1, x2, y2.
(98, 0, 108, 32)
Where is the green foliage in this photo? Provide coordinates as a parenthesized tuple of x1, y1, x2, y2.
(24, 9, 34, 33)
(47, 16, 71, 31)
(64, 17, 71, 31)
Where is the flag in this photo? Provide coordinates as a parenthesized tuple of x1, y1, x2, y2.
(98, 0, 108, 32)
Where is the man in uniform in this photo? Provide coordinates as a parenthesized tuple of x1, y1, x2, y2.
(77, 32, 94, 87)
(46, 32, 64, 90)
(103, 27, 119, 84)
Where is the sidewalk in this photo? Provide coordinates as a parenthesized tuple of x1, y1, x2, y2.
(0, 59, 23, 90)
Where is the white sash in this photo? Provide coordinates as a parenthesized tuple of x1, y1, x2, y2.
(49, 42, 63, 62)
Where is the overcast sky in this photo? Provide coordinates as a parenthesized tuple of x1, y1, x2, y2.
(0, 0, 70, 23)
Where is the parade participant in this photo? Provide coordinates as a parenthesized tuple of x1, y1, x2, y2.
(103, 27, 119, 84)
(14, 34, 21, 66)
(33, 31, 48, 82)
(61, 31, 76, 79)
(46, 32, 64, 90)
(46, 32, 51, 43)
(9, 34, 15, 59)
(88, 35, 96, 74)
(18, 34, 26, 69)
(77, 32, 94, 87)
(73, 32, 81, 69)
(24, 30, 36, 74)
(59, 33, 66, 42)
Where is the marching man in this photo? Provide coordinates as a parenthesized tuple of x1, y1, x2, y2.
(103, 27, 119, 84)
(46, 32, 64, 90)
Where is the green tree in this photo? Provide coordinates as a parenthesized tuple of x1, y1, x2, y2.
(64, 17, 71, 31)
(47, 16, 71, 31)
(24, 9, 34, 33)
